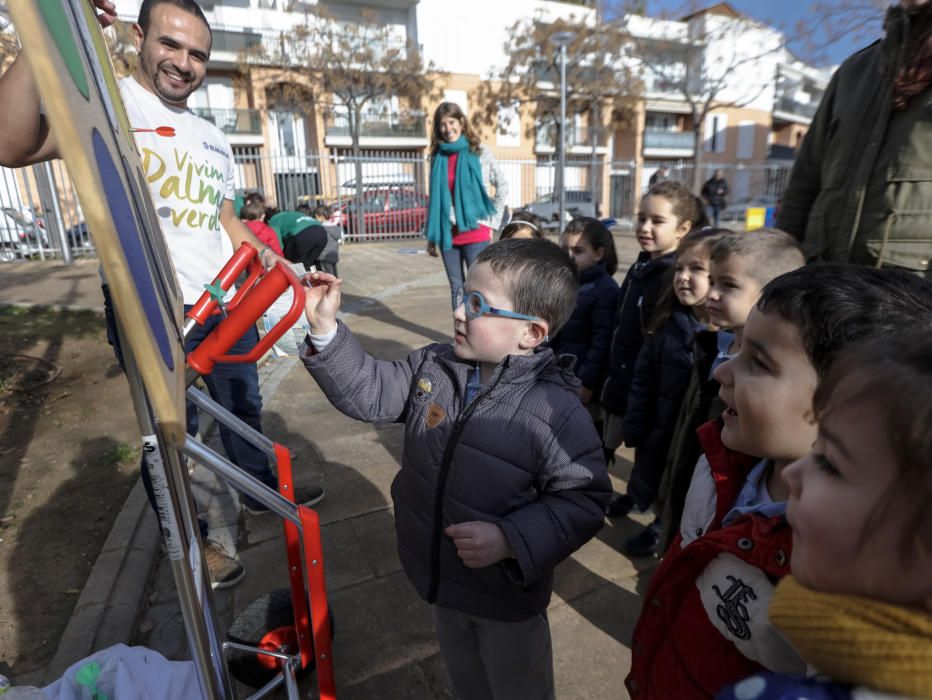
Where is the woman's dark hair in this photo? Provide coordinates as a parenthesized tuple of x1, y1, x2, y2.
(892, 6, 932, 111)
(562, 217, 618, 276)
(500, 210, 544, 239)
(263, 206, 279, 225)
(642, 180, 708, 231)
(429, 102, 482, 157)
(647, 228, 732, 334)
(813, 331, 932, 559)
(313, 204, 332, 220)
(757, 264, 932, 378)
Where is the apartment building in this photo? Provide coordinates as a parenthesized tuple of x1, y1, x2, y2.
(111, 0, 830, 216)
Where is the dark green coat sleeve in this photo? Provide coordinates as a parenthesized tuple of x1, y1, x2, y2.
(776, 71, 839, 241)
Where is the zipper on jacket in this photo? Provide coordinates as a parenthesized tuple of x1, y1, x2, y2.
(425, 362, 507, 603)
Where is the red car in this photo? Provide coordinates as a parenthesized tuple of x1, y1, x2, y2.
(330, 188, 427, 238)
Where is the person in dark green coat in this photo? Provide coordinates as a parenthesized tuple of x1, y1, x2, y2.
(267, 207, 328, 271)
(776, 2, 932, 276)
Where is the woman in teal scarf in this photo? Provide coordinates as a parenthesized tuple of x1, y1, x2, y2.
(425, 102, 509, 309)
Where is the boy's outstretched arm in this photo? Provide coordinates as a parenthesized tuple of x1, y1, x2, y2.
(496, 408, 612, 585)
(300, 271, 424, 424)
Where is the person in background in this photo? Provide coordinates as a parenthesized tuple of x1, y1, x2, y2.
(648, 166, 670, 189)
(268, 206, 328, 271)
(701, 169, 730, 227)
(776, 1, 932, 276)
(619, 229, 725, 557)
(500, 210, 544, 240)
(240, 194, 283, 256)
(311, 204, 341, 276)
(602, 181, 707, 516)
(425, 101, 509, 309)
(551, 217, 620, 438)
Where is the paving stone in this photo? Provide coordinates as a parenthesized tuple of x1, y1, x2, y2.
(349, 508, 401, 578)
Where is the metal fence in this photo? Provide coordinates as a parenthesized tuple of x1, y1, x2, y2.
(232, 150, 795, 241)
(0, 161, 89, 263)
(0, 150, 796, 261)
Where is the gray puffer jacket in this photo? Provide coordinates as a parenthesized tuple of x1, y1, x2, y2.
(301, 322, 610, 621)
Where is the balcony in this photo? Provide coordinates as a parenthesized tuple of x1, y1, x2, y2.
(642, 129, 695, 157)
(194, 108, 263, 139)
(324, 113, 428, 147)
(773, 96, 819, 124)
(534, 124, 609, 154)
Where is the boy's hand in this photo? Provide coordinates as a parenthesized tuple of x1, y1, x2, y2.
(302, 271, 342, 335)
(445, 521, 514, 568)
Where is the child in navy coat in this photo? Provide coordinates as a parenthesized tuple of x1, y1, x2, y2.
(551, 218, 620, 431)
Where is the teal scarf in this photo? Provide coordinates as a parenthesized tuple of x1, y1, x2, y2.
(426, 135, 496, 250)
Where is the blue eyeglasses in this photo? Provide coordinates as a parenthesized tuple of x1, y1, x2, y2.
(462, 290, 541, 322)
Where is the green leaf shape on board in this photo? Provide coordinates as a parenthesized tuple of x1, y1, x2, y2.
(37, 0, 90, 100)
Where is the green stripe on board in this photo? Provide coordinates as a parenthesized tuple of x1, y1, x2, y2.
(37, 0, 89, 100)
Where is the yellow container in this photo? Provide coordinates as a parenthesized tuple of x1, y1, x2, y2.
(746, 207, 767, 231)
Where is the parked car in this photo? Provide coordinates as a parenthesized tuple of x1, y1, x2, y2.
(522, 190, 597, 230)
(331, 188, 428, 236)
(0, 206, 47, 262)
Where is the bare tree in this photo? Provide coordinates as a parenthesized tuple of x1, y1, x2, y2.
(471, 13, 641, 214)
(241, 9, 444, 237)
(795, 0, 887, 65)
(624, 4, 787, 190)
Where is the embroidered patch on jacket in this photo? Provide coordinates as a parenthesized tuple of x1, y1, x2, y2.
(425, 402, 447, 429)
(412, 372, 436, 405)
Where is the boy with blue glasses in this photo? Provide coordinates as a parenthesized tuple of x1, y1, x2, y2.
(300, 238, 610, 699)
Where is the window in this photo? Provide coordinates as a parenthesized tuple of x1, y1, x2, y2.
(737, 121, 756, 160)
(703, 113, 727, 154)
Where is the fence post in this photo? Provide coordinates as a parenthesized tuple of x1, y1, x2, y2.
(42, 161, 72, 265)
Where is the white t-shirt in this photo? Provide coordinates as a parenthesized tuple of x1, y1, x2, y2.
(119, 77, 235, 304)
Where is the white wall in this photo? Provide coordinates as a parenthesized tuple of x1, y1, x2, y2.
(415, 0, 596, 77)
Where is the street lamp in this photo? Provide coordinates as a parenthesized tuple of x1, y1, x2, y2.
(549, 31, 575, 231)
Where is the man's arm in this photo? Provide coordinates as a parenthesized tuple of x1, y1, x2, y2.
(218, 199, 285, 268)
(0, 53, 58, 167)
(0, 0, 116, 167)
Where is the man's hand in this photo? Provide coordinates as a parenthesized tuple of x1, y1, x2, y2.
(426, 241, 438, 257)
(444, 521, 514, 568)
(92, 0, 118, 27)
(302, 271, 341, 335)
(259, 247, 287, 271)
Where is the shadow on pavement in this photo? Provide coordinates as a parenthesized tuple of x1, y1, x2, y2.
(5, 436, 135, 678)
(342, 292, 450, 346)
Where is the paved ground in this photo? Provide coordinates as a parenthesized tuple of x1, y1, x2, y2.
(3, 232, 655, 698)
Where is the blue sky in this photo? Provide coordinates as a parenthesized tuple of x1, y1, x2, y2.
(624, 1, 887, 67)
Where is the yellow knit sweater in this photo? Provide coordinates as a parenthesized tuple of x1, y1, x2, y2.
(770, 577, 932, 699)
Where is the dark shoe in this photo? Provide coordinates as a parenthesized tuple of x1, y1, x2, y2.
(624, 523, 661, 557)
(244, 484, 325, 516)
(205, 542, 245, 590)
(605, 492, 636, 517)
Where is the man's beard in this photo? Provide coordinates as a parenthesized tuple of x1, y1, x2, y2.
(147, 59, 199, 104)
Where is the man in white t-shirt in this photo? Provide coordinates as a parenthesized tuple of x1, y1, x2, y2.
(0, 0, 324, 588)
